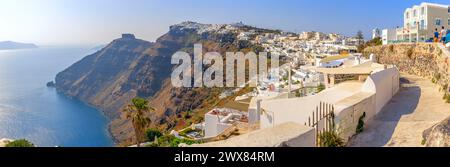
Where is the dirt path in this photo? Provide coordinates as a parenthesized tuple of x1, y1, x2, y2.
(348, 74, 450, 147)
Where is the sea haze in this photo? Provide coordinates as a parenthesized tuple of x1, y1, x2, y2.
(0, 47, 113, 147)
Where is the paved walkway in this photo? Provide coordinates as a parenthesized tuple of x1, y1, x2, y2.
(348, 74, 450, 147)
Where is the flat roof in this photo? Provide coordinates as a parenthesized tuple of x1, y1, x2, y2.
(315, 67, 374, 75)
(334, 92, 374, 114)
(222, 100, 250, 112)
(261, 81, 364, 124)
(315, 62, 385, 75)
(191, 122, 314, 147)
(319, 54, 351, 63)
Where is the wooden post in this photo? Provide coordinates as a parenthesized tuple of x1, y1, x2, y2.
(308, 117, 311, 127)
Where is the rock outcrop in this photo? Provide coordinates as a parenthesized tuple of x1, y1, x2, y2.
(423, 117, 450, 147)
(55, 34, 155, 119)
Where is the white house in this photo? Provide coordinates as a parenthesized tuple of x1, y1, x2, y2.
(204, 108, 248, 138)
(382, 28, 397, 45)
(396, 2, 450, 42)
(372, 28, 381, 39)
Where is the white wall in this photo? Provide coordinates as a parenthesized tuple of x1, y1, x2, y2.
(280, 127, 316, 147)
(204, 114, 219, 138)
(361, 67, 400, 114)
(248, 99, 261, 124)
(204, 114, 232, 138)
(334, 95, 375, 141)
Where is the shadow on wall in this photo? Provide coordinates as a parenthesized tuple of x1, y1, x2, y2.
(360, 77, 420, 146)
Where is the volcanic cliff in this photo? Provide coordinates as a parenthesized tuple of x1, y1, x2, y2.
(55, 22, 269, 143)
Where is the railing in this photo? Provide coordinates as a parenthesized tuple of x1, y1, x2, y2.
(304, 101, 335, 147)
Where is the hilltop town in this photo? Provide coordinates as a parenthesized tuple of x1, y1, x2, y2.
(169, 2, 450, 147)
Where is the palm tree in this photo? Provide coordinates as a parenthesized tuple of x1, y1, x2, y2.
(123, 97, 154, 147)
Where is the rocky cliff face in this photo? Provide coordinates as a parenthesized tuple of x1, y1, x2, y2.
(55, 35, 155, 118)
(363, 43, 450, 93)
(55, 22, 267, 143)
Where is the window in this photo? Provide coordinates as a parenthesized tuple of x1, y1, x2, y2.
(413, 10, 417, 17)
(448, 6, 450, 13)
(448, 18, 450, 26)
(436, 18, 441, 26)
(406, 12, 409, 19)
(421, 7, 425, 15)
(420, 20, 425, 29)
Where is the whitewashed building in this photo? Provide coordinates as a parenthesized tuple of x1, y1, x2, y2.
(396, 2, 450, 42)
(382, 28, 397, 45)
(372, 28, 381, 39)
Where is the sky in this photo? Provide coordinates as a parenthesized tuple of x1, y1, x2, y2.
(0, 0, 449, 46)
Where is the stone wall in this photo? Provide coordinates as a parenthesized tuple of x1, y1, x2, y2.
(363, 43, 450, 93)
(334, 94, 375, 142)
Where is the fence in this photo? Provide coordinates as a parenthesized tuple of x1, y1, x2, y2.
(304, 101, 335, 147)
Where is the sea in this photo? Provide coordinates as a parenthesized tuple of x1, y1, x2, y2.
(0, 46, 114, 147)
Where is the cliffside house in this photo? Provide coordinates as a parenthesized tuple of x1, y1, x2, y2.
(204, 108, 248, 138)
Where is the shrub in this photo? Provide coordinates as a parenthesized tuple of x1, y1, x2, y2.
(445, 94, 450, 103)
(145, 129, 162, 142)
(316, 83, 325, 93)
(434, 73, 441, 81)
(356, 112, 366, 134)
(145, 142, 159, 147)
(5, 139, 35, 147)
(443, 84, 448, 92)
(295, 90, 301, 97)
(421, 139, 426, 145)
(156, 135, 200, 147)
(318, 131, 344, 147)
(444, 93, 450, 103)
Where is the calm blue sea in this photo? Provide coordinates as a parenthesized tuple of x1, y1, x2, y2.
(0, 47, 114, 147)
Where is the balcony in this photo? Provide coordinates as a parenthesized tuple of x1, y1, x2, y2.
(396, 26, 426, 35)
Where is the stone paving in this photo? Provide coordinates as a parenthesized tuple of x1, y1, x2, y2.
(348, 74, 450, 147)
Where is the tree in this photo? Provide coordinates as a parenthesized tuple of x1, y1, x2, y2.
(145, 128, 162, 142)
(123, 97, 154, 147)
(358, 37, 382, 53)
(356, 30, 364, 45)
(5, 139, 35, 147)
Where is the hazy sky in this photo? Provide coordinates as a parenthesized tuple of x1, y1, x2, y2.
(1, 0, 449, 45)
